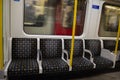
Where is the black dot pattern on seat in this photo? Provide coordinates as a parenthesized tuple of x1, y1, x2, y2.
(85, 40, 101, 57)
(72, 57, 94, 71)
(64, 39, 83, 58)
(8, 38, 39, 77)
(94, 56, 113, 69)
(40, 39, 69, 73)
(8, 59, 39, 76)
(12, 38, 37, 59)
(64, 39, 94, 71)
(85, 39, 114, 69)
(40, 39, 62, 59)
(42, 59, 69, 73)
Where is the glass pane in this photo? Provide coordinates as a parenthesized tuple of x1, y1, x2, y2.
(24, 0, 86, 35)
(24, 0, 57, 35)
(77, 0, 87, 35)
(54, 0, 87, 36)
(98, 4, 120, 37)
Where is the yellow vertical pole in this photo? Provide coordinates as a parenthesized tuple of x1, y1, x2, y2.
(115, 18, 120, 55)
(0, 0, 3, 70)
(69, 0, 78, 67)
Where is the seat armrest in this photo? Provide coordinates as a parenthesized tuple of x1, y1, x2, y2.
(37, 50, 42, 73)
(37, 50, 39, 61)
(62, 49, 69, 63)
(39, 50, 42, 60)
(84, 49, 93, 62)
(37, 60, 42, 74)
(101, 49, 116, 68)
(4, 60, 11, 76)
(84, 49, 96, 68)
(101, 49, 116, 62)
(116, 51, 120, 61)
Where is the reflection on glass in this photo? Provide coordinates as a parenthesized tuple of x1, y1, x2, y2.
(104, 5, 119, 32)
(24, 0, 57, 35)
(24, 0, 47, 27)
(24, 0, 86, 35)
(99, 4, 120, 37)
(61, 0, 74, 28)
(55, 0, 86, 35)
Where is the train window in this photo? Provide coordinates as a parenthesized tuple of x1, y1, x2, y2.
(24, 0, 57, 35)
(98, 4, 120, 37)
(24, 0, 86, 35)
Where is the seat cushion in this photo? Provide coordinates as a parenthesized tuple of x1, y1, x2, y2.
(94, 56, 113, 69)
(8, 60, 39, 76)
(72, 57, 94, 71)
(42, 59, 69, 73)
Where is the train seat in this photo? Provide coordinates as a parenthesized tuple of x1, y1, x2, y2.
(103, 40, 120, 61)
(40, 39, 69, 73)
(64, 39, 94, 71)
(85, 39, 115, 69)
(5, 38, 39, 77)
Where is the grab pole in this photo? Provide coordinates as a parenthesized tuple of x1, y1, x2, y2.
(115, 18, 120, 55)
(69, 0, 78, 68)
(0, 0, 3, 70)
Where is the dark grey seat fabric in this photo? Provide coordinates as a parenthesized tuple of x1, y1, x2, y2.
(42, 59, 69, 73)
(64, 39, 94, 71)
(8, 38, 39, 76)
(103, 40, 120, 52)
(40, 39, 69, 73)
(8, 59, 39, 76)
(85, 40, 113, 69)
(94, 57, 113, 69)
(72, 57, 93, 71)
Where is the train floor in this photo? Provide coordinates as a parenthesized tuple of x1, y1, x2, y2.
(72, 71, 120, 80)
(37, 70, 120, 80)
(2, 61, 120, 80)
(1, 71, 120, 80)
(5, 70, 120, 80)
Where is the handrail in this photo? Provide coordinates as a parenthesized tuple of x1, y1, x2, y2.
(114, 17, 120, 55)
(69, 0, 78, 68)
(0, 0, 3, 70)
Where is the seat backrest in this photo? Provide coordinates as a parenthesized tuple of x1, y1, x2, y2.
(103, 40, 120, 52)
(85, 40, 101, 57)
(40, 39, 62, 59)
(12, 38, 37, 60)
(64, 39, 83, 58)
